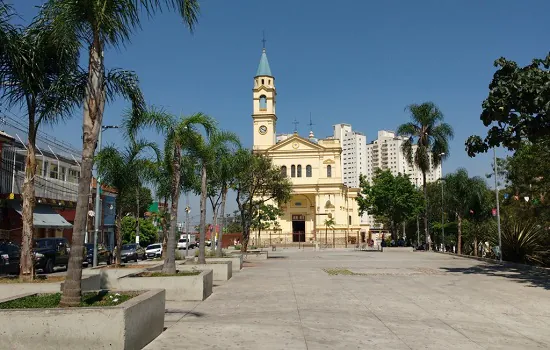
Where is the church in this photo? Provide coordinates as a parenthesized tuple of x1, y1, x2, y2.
(251, 47, 366, 246)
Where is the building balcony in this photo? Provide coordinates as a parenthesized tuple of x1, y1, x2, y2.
(9, 170, 78, 203)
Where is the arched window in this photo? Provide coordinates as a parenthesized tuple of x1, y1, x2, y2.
(259, 95, 267, 110)
(291, 165, 296, 178)
(297, 165, 302, 177)
(327, 165, 332, 178)
(306, 165, 312, 177)
(281, 166, 287, 177)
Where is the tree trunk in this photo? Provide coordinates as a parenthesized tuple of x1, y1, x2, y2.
(325, 226, 328, 246)
(210, 200, 219, 255)
(162, 147, 182, 274)
(241, 223, 251, 252)
(60, 38, 105, 307)
(198, 164, 208, 264)
(423, 171, 430, 251)
(332, 229, 335, 248)
(19, 118, 37, 282)
(457, 214, 462, 255)
(474, 237, 478, 257)
(161, 198, 168, 258)
(115, 212, 122, 265)
(216, 188, 227, 257)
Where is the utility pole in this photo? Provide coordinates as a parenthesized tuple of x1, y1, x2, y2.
(185, 193, 190, 257)
(135, 186, 140, 245)
(93, 125, 118, 267)
(493, 148, 502, 262)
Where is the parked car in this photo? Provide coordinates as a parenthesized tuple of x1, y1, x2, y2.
(34, 237, 71, 273)
(84, 243, 112, 266)
(120, 243, 146, 262)
(0, 242, 21, 275)
(145, 243, 162, 259)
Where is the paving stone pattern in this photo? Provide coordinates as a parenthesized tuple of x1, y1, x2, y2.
(146, 250, 550, 350)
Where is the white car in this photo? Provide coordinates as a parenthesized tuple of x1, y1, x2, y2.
(145, 243, 162, 259)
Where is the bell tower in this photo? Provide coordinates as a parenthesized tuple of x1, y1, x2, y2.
(252, 44, 276, 151)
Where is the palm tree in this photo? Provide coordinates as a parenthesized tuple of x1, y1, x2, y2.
(194, 130, 240, 263)
(397, 102, 454, 251)
(0, 8, 82, 281)
(205, 133, 241, 256)
(444, 168, 488, 255)
(39, 0, 200, 306)
(324, 218, 335, 247)
(125, 108, 214, 273)
(96, 139, 160, 265)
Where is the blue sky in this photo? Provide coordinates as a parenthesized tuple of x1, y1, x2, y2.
(11, 0, 549, 221)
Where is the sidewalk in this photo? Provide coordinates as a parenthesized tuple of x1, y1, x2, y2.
(146, 250, 550, 350)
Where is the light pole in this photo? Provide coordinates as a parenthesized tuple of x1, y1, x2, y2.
(439, 152, 445, 252)
(93, 125, 119, 267)
(493, 148, 502, 262)
(185, 193, 190, 257)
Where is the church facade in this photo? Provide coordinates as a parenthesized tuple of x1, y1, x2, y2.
(251, 48, 365, 246)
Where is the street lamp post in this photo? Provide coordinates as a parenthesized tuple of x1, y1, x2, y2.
(439, 152, 445, 252)
(493, 148, 502, 263)
(93, 125, 119, 267)
(185, 192, 190, 257)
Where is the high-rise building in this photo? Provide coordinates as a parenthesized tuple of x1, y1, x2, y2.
(364, 130, 442, 227)
(332, 124, 367, 189)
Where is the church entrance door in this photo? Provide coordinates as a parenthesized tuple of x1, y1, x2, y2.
(292, 215, 306, 242)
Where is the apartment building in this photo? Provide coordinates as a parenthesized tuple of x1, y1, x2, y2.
(332, 124, 367, 189)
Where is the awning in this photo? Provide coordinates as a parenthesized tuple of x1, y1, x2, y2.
(10, 202, 73, 229)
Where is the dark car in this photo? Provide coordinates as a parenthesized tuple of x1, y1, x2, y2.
(34, 238, 70, 273)
(120, 243, 146, 263)
(0, 242, 21, 275)
(84, 243, 112, 266)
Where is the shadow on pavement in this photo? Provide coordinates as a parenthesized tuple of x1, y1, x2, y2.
(441, 264, 550, 290)
(267, 256, 288, 259)
(165, 309, 204, 317)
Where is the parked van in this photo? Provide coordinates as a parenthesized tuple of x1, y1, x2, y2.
(177, 235, 196, 249)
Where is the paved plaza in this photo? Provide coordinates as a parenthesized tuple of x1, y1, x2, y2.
(146, 249, 550, 350)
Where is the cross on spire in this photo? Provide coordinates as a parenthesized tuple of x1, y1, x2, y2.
(308, 112, 315, 131)
(292, 118, 299, 133)
(261, 30, 266, 50)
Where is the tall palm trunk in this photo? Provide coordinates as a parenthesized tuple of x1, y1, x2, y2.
(215, 188, 227, 257)
(115, 211, 122, 265)
(210, 202, 219, 254)
(163, 147, 181, 274)
(20, 117, 37, 281)
(457, 214, 463, 255)
(198, 164, 207, 264)
(423, 171, 430, 250)
(61, 36, 105, 307)
(161, 198, 168, 258)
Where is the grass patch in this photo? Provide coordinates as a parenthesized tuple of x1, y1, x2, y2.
(133, 270, 200, 277)
(104, 264, 144, 269)
(0, 291, 137, 309)
(194, 250, 227, 258)
(0, 275, 65, 284)
(323, 268, 357, 276)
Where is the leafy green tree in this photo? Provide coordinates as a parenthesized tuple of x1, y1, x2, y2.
(466, 54, 550, 156)
(397, 102, 453, 249)
(443, 168, 490, 255)
(0, 5, 81, 281)
(121, 217, 158, 247)
(251, 204, 283, 246)
(234, 151, 292, 252)
(40, 0, 200, 307)
(118, 186, 153, 217)
(357, 170, 424, 240)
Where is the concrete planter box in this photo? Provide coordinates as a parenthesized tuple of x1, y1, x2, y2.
(0, 281, 61, 300)
(117, 270, 213, 301)
(60, 274, 100, 292)
(83, 264, 163, 289)
(206, 255, 243, 272)
(0, 289, 165, 350)
(178, 261, 232, 281)
(242, 251, 268, 261)
(381, 247, 414, 252)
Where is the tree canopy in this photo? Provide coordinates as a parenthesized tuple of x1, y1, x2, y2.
(466, 54, 550, 156)
(357, 170, 424, 239)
